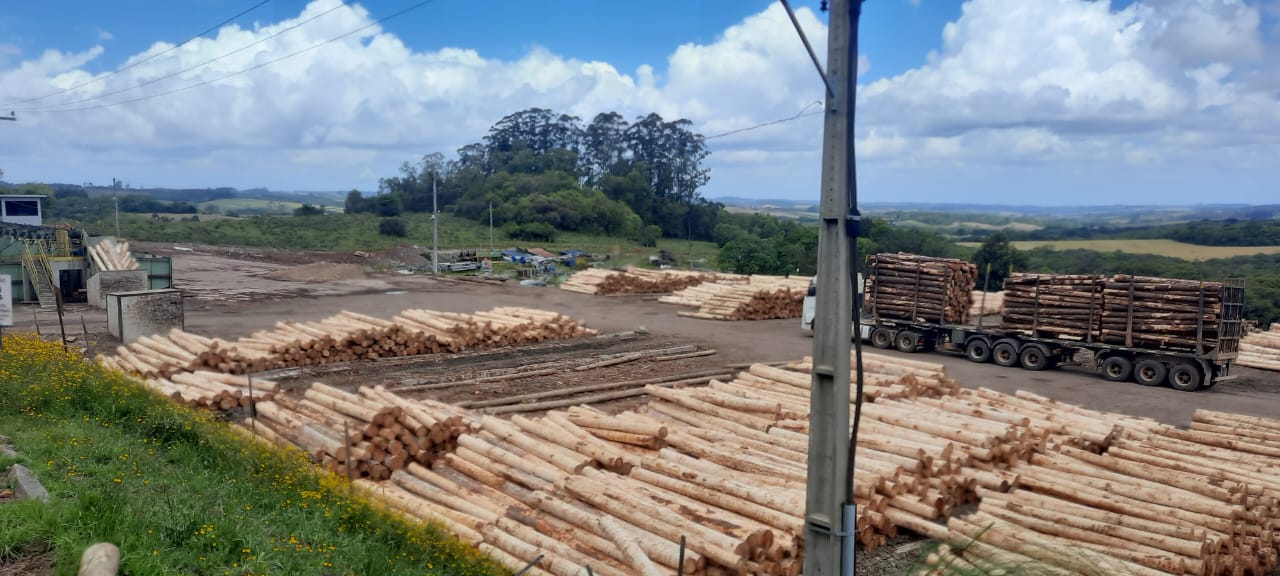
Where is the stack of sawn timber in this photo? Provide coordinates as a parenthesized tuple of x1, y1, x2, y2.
(144, 370, 277, 410)
(89, 237, 141, 271)
(670, 276, 812, 321)
(1002, 274, 1103, 339)
(1003, 273, 1234, 350)
(921, 409, 1280, 576)
(864, 253, 977, 324)
(248, 383, 470, 480)
(1237, 325, 1280, 371)
(559, 267, 720, 295)
(98, 307, 595, 379)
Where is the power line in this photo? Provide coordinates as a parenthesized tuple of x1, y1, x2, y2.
(2, 0, 272, 108)
(16, 1, 350, 113)
(702, 100, 824, 140)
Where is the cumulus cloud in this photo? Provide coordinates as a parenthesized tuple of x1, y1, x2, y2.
(0, 0, 1275, 204)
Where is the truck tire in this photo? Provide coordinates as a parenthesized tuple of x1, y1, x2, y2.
(965, 339, 992, 363)
(1099, 356, 1133, 382)
(1019, 345, 1051, 371)
(1134, 359, 1168, 387)
(896, 331, 920, 353)
(1168, 363, 1203, 392)
(992, 340, 1019, 368)
(871, 328, 893, 349)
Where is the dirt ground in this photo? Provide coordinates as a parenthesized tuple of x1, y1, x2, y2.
(10, 244, 1280, 427)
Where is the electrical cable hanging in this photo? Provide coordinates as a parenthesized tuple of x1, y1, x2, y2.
(15, 1, 352, 113)
(2, 0, 273, 108)
(702, 100, 823, 140)
(22, 0, 440, 114)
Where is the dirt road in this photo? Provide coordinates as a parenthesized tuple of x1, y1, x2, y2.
(13, 244, 1278, 426)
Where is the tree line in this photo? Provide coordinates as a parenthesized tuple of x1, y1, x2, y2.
(1004, 219, 1280, 247)
(347, 107, 719, 246)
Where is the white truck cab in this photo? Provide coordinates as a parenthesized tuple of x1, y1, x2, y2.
(801, 274, 872, 339)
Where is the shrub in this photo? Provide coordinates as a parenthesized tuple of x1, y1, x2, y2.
(378, 218, 408, 237)
(506, 221, 558, 242)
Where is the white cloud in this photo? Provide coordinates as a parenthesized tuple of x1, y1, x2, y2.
(0, 0, 1275, 205)
(97, 29, 113, 41)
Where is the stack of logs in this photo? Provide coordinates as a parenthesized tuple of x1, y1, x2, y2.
(89, 238, 141, 271)
(1002, 274, 1102, 339)
(967, 290, 1004, 319)
(250, 383, 471, 480)
(1238, 324, 1280, 371)
(98, 307, 596, 379)
(864, 253, 977, 324)
(664, 276, 812, 321)
(559, 267, 720, 295)
(922, 409, 1280, 576)
(144, 371, 278, 410)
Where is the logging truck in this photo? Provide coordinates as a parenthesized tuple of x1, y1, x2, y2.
(802, 274, 1247, 392)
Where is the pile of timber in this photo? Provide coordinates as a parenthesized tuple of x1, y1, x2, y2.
(1235, 325, 1280, 371)
(1002, 274, 1103, 339)
(923, 409, 1280, 576)
(1002, 273, 1236, 350)
(864, 253, 977, 324)
(89, 238, 141, 271)
(559, 267, 720, 295)
(98, 307, 595, 378)
(250, 383, 470, 480)
(143, 371, 277, 410)
(967, 290, 1004, 318)
(1100, 275, 1232, 350)
(672, 276, 811, 321)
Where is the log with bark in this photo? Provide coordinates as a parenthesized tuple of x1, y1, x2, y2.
(864, 253, 977, 324)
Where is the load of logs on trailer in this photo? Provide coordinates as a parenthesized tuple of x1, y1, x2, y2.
(967, 290, 1004, 318)
(559, 267, 721, 295)
(1003, 274, 1239, 350)
(97, 307, 595, 378)
(88, 238, 141, 271)
(214, 352, 1279, 576)
(1237, 325, 1280, 371)
(663, 276, 812, 321)
(864, 253, 978, 324)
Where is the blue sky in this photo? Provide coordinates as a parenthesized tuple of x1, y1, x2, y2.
(1, 0, 1278, 205)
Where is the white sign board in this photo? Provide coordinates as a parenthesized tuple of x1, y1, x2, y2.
(0, 274, 11, 327)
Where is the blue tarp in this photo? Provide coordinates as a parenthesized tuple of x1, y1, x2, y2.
(560, 249, 588, 257)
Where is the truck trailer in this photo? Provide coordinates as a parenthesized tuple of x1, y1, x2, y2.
(801, 258, 1245, 391)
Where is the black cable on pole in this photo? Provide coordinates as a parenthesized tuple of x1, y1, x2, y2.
(702, 101, 823, 140)
(17, 1, 351, 113)
(26, 0, 439, 114)
(844, 0, 866, 506)
(2, 0, 273, 108)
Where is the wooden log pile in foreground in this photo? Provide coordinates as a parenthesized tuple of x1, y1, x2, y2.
(922, 408, 1280, 576)
(664, 276, 812, 321)
(143, 370, 277, 410)
(1237, 324, 1280, 371)
(864, 253, 977, 324)
(1003, 273, 1239, 351)
(98, 307, 596, 379)
(559, 267, 722, 295)
(88, 238, 141, 271)
(251, 383, 471, 479)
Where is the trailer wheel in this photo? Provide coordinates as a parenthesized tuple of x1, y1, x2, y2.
(896, 331, 920, 353)
(1134, 359, 1168, 387)
(1100, 356, 1132, 382)
(965, 339, 992, 363)
(992, 340, 1020, 368)
(1019, 345, 1051, 371)
(1168, 363, 1203, 392)
(871, 328, 893, 349)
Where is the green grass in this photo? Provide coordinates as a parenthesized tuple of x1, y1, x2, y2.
(199, 198, 339, 216)
(0, 333, 501, 576)
(958, 239, 1280, 261)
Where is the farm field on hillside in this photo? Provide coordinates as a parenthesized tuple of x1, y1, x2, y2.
(960, 238, 1280, 260)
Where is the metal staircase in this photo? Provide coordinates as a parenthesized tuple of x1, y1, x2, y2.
(21, 240, 57, 311)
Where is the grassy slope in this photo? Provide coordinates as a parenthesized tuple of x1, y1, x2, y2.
(958, 239, 1280, 261)
(0, 333, 500, 576)
(94, 212, 719, 267)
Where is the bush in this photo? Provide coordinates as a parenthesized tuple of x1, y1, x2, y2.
(378, 218, 408, 237)
(293, 203, 325, 217)
(634, 224, 662, 247)
(506, 221, 558, 242)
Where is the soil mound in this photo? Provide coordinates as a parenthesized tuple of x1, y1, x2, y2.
(266, 263, 367, 282)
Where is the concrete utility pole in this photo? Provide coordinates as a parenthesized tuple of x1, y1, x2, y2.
(802, 1, 863, 576)
(432, 172, 439, 275)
